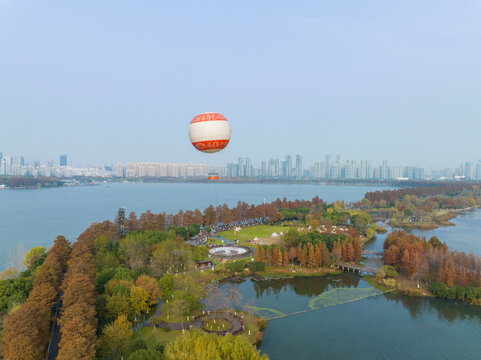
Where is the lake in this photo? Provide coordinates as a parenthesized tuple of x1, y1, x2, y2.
(0, 182, 389, 269)
(225, 275, 481, 360)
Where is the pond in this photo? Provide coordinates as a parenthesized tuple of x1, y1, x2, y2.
(216, 275, 481, 360)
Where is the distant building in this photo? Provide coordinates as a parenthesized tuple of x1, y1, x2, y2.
(237, 157, 244, 177)
(295, 154, 302, 178)
(325, 155, 330, 178)
(116, 162, 124, 177)
(284, 155, 292, 177)
(381, 159, 388, 179)
(1, 156, 11, 175)
(465, 162, 474, 179)
(60, 154, 67, 167)
(260, 161, 267, 177)
(245, 157, 252, 177)
(476, 161, 481, 179)
(124, 162, 207, 178)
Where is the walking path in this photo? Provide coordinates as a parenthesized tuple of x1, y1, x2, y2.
(143, 309, 244, 336)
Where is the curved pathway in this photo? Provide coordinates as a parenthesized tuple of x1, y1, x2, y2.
(146, 311, 244, 335)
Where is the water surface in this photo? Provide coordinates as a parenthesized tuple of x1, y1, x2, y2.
(223, 276, 481, 360)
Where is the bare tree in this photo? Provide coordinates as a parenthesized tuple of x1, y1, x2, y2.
(204, 284, 228, 311)
(7, 243, 26, 273)
(227, 284, 243, 313)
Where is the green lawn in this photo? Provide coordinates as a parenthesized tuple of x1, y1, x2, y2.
(217, 225, 289, 245)
(130, 326, 182, 351)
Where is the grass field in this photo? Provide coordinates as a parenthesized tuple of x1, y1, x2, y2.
(217, 225, 289, 245)
(127, 327, 182, 355)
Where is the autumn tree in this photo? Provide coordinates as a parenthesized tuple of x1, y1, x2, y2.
(164, 330, 269, 360)
(283, 250, 289, 267)
(2, 302, 51, 360)
(129, 285, 150, 318)
(57, 303, 97, 360)
(135, 274, 161, 306)
(98, 314, 133, 360)
(23, 246, 46, 270)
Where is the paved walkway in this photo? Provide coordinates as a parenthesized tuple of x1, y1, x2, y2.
(147, 311, 244, 335)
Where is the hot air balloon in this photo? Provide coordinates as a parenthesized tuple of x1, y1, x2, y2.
(188, 112, 231, 153)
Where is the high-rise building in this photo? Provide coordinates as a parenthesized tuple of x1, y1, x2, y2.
(284, 155, 292, 177)
(60, 154, 67, 167)
(116, 162, 124, 177)
(312, 161, 325, 178)
(237, 157, 244, 177)
(295, 154, 302, 178)
(261, 161, 267, 177)
(325, 155, 330, 178)
(245, 157, 252, 177)
(1, 156, 11, 175)
(465, 162, 474, 179)
(381, 159, 388, 179)
(476, 161, 481, 179)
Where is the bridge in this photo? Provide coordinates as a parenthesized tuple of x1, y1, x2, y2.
(335, 263, 379, 275)
(363, 250, 383, 259)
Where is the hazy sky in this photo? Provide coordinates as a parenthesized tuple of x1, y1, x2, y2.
(1, 1, 480, 169)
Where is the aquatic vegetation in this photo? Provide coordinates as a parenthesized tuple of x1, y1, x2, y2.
(243, 305, 286, 319)
(308, 287, 384, 310)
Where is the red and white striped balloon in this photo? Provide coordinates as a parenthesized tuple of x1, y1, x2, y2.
(188, 112, 231, 153)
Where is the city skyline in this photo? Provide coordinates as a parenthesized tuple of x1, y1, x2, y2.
(2, 150, 481, 181)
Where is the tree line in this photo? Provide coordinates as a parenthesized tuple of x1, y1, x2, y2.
(2, 236, 71, 359)
(253, 233, 363, 268)
(364, 183, 479, 208)
(56, 222, 107, 359)
(383, 230, 481, 297)
(120, 196, 349, 232)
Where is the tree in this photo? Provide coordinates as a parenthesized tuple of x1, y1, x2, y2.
(203, 205, 217, 226)
(307, 244, 316, 268)
(283, 250, 289, 267)
(265, 247, 272, 265)
(272, 247, 280, 266)
(128, 349, 163, 360)
(130, 285, 150, 318)
(99, 314, 133, 360)
(352, 238, 363, 261)
(135, 275, 162, 306)
(383, 245, 401, 266)
(2, 302, 51, 360)
(51, 235, 72, 271)
(170, 298, 188, 330)
(7, 243, 26, 273)
(23, 246, 46, 270)
(254, 246, 265, 263)
(164, 330, 268, 360)
(119, 234, 148, 271)
(457, 265, 468, 287)
(27, 281, 57, 308)
(106, 294, 131, 320)
(62, 272, 96, 308)
(321, 244, 330, 266)
(346, 243, 354, 263)
(227, 284, 243, 312)
(57, 303, 97, 360)
(160, 273, 174, 299)
(446, 257, 457, 287)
